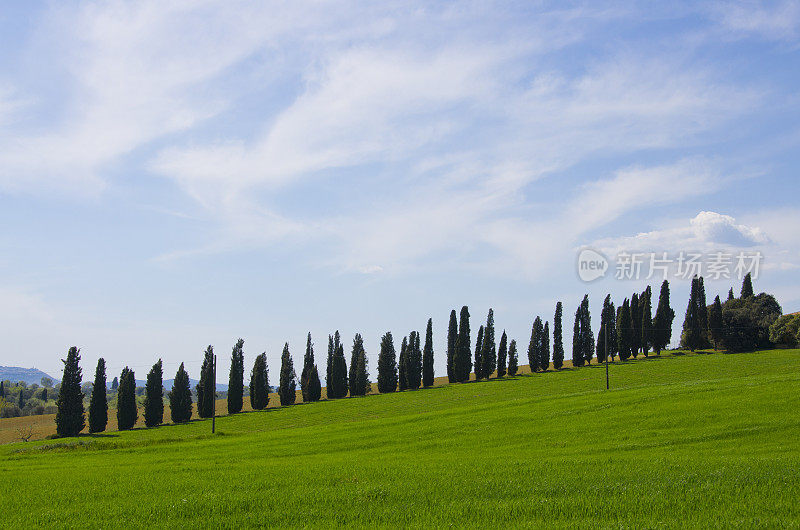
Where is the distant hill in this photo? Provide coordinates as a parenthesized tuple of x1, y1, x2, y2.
(126, 379, 228, 392)
(0, 366, 58, 385)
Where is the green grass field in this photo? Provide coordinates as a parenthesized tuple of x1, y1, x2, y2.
(2, 350, 799, 528)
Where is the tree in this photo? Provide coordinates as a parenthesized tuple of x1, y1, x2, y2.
(769, 314, 800, 347)
(454, 306, 472, 382)
(572, 308, 583, 367)
(301, 333, 321, 403)
(720, 293, 781, 352)
(88, 358, 108, 434)
(630, 293, 641, 358)
(111, 376, 118, 391)
(169, 363, 193, 423)
(497, 331, 508, 378)
(553, 302, 564, 370)
(350, 334, 370, 396)
(708, 295, 724, 349)
(41, 377, 53, 388)
(407, 330, 422, 390)
(508, 339, 518, 376)
(617, 299, 632, 361)
(446, 310, 458, 383)
(641, 286, 653, 357)
(580, 295, 594, 364)
(480, 309, 497, 378)
(541, 322, 550, 371)
(196, 346, 215, 418)
(698, 276, 709, 348)
(228, 338, 245, 414)
(278, 343, 296, 406)
(327, 331, 348, 399)
(528, 317, 543, 372)
(116, 367, 138, 431)
(326, 335, 334, 398)
(423, 318, 434, 387)
(596, 295, 616, 363)
(55, 346, 85, 437)
(377, 331, 398, 393)
(249, 353, 269, 410)
(652, 280, 675, 354)
(727, 288, 735, 302)
(0, 381, 4, 399)
(474, 325, 484, 379)
(398, 336, 408, 391)
(741, 272, 754, 299)
(681, 277, 703, 351)
(143, 359, 164, 428)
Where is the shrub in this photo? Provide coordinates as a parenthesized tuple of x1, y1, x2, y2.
(769, 314, 800, 347)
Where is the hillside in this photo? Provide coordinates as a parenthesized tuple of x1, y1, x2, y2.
(0, 366, 57, 385)
(2, 350, 799, 527)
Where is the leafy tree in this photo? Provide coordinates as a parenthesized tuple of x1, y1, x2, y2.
(553, 302, 564, 370)
(641, 286, 653, 357)
(407, 330, 422, 390)
(507, 339, 518, 376)
(720, 293, 781, 352)
(169, 363, 193, 423)
(497, 331, 508, 378)
(249, 353, 269, 410)
(446, 309, 458, 383)
(474, 325, 484, 379)
(769, 314, 800, 347)
(41, 377, 53, 388)
(454, 306, 472, 382)
(652, 280, 675, 354)
(143, 359, 164, 428)
(196, 346, 215, 418)
(228, 338, 245, 414)
(350, 334, 371, 396)
(480, 309, 497, 378)
(328, 331, 348, 399)
(617, 299, 632, 361)
(55, 346, 85, 437)
(301, 333, 321, 403)
(423, 318, 434, 387)
(398, 336, 408, 391)
(741, 272, 754, 299)
(708, 295, 724, 349)
(88, 358, 108, 433)
(681, 277, 703, 351)
(528, 317, 543, 371)
(116, 367, 138, 431)
(727, 288, 735, 302)
(377, 331, 398, 393)
(111, 376, 118, 390)
(278, 343, 296, 406)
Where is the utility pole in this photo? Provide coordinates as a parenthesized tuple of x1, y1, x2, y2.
(605, 323, 609, 390)
(212, 354, 217, 434)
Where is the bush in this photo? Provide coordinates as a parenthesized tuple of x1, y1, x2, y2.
(720, 293, 782, 352)
(769, 314, 800, 346)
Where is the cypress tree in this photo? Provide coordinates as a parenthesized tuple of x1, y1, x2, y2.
(553, 302, 564, 370)
(301, 333, 317, 402)
(398, 336, 408, 391)
(422, 318, 434, 387)
(641, 286, 653, 357)
(249, 353, 269, 410)
(454, 306, 472, 382)
(474, 325, 484, 379)
(698, 276, 709, 348)
(630, 293, 641, 358)
(741, 272, 754, 298)
(169, 362, 193, 423)
(326, 335, 334, 398)
(480, 309, 497, 378)
(88, 358, 108, 434)
(727, 287, 735, 302)
(350, 334, 370, 396)
(497, 331, 508, 378)
(55, 346, 85, 437)
(377, 331, 398, 393)
(580, 295, 594, 364)
(708, 295, 724, 349)
(328, 331, 348, 399)
(278, 343, 296, 406)
(446, 309, 458, 383)
(653, 280, 675, 354)
(116, 367, 138, 431)
(307, 365, 322, 402)
(19, 390, 24, 408)
(349, 334, 359, 395)
(596, 295, 616, 363)
(528, 317, 543, 372)
(507, 339, 518, 376)
(111, 376, 118, 390)
(541, 321, 550, 371)
(228, 338, 245, 414)
(617, 299, 632, 361)
(681, 277, 702, 351)
(0, 381, 4, 399)
(407, 331, 422, 390)
(143, 359, 164, 428)
(572, 307, 583, 367)
(196, 346, 215, 419)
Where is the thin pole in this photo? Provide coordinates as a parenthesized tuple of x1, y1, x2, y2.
(605, 323, 609, 390)
(212, 354, 217, 434)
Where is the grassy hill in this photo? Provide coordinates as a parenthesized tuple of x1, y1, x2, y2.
(2, 350, 799, 527)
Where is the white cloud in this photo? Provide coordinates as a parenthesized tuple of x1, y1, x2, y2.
(713, 0, 800, 41)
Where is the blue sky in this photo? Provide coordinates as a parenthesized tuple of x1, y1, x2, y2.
(1, 1, 799, 382)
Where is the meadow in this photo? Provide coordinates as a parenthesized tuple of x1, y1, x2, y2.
(1, 350, 799, 527)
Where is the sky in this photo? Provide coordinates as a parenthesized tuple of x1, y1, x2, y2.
(1, 0, 799, 383)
